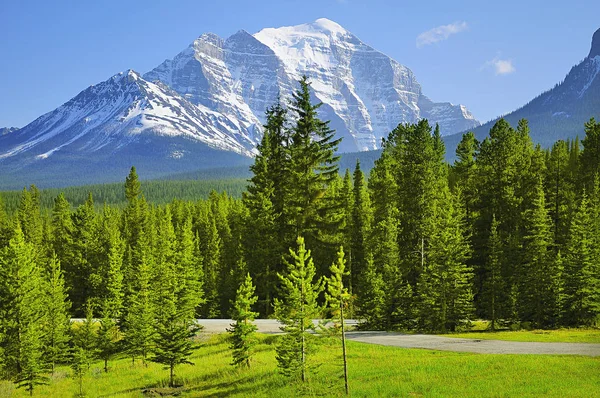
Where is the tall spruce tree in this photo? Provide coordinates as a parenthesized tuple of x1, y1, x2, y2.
(580, 118, 600, 191)
(274, 237, 323, 382)
(42, 253, 72, 374)
(356, 254, 386, 330)
(0, 224, 47, 385)
(519, 176, 558, 328)
(123, 229, 155, 365)
(349, 160, 370, 300)
(287, 76, 341, 266)
(562, 193, 600, 326)
(481, 216, 504, 330)
(151, 208, 198, 387)
(228, 273, 258, 368)
(417, 188, 473, 332)
(325, 247, 350, 395)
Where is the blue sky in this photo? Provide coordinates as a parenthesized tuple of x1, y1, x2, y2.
(1, 0, 598, 127)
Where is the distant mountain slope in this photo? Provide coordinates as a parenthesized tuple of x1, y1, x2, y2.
(0, 71, 253, 189)
(445, 28, 600, 156)
(0, 127, 19, 136)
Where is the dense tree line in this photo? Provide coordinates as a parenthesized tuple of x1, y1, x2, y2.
(0, 76, 599, 394)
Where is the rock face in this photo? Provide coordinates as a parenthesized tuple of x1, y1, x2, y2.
(0, 70, 255, 166)
(445, 27, 600, 155)
(0, 18, 480, 187)
(146, 18, 479, 152)
(0, 127, 18, 136)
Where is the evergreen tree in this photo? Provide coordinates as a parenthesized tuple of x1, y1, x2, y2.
(70, 194, 98, 314)
(99, 206, 125, 319)
(562, 193, 600, 326)
(580, 118, 600, 191)
(519, 176, 558, 327)
(228, 273, 258, 368)
(274, 237, 323, 381)
(71, 347, 88, 398)
(417, 189, 473, 332)
(151, 287, 197, 387)
(151, 209, 198, 387)
(545, 140, 575, 250)
(0, 224, 47, 383)
(121, 166, 149, 323)
(73, 304, 97, 370)
(349, 160, 370, 299)
(41, 253, 72, 373)
(287, 76, 342, 260)
(480, 216, 504, 330)
(123, 229, 155, 365)
(452, 131, 479, 229)
(96, 312, 119, 373)
(356, 255, 386, 330)
(15, 321, 48, 396)
(325, 247, 350, 395)
(50, 193, 74, 274)
(199, 209, 221, 318)
(17, 186, 43, 247)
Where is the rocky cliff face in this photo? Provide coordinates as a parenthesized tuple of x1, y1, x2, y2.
(146, 18, 479, 152)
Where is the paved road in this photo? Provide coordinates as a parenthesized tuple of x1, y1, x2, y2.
(197, 319, 600, 357)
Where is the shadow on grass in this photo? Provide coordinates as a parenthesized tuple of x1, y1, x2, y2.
(183, 372, 288, 398)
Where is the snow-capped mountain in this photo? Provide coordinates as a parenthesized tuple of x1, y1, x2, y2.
(0, 70, 255, 163)
(146, 18, 479, 152)
(0, 18, 480, 188)
(446, 27, 600, 154)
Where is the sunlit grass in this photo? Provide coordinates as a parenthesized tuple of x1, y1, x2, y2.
(442, 322, 600, 343)
(1, 333, 598, 397)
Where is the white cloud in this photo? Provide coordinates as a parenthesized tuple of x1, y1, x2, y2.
(416, 22, 468, 48)
(483, 57, 516, 75)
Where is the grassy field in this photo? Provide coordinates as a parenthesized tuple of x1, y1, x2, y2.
(1, 333, 599, 397)
(441, 321, 600, 343)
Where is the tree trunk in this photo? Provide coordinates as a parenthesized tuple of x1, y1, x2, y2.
(341, 301, 349, 395)
(170, 363, 174, 387)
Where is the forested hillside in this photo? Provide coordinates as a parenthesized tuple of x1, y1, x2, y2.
(1, 77, 599, 394)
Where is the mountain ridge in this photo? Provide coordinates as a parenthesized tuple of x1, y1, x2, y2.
(445, 27, 600, 155)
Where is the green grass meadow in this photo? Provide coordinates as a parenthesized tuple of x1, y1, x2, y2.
(442, 328, 600, 343)
(1, 333, 599, 397)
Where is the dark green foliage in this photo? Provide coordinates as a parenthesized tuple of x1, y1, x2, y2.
(123, 229, 155, 365)
(417, 188, 474, 332)
(228, 273, 258, 368)
(580, 118, 600, 191)
(150, 208, 199, 387)
(41, 254, 72, 373)
(562, 193, 600, 326)
(480, 216, 503, 330)
(519, 176, 559, 328)
(287, 76, 342, 271)
(357, 255, 386, 330)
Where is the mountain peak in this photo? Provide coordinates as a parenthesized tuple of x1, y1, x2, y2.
(590, 28, 600, 58)
(110, 69, 140, 82)
(311, 18, 347, 35)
